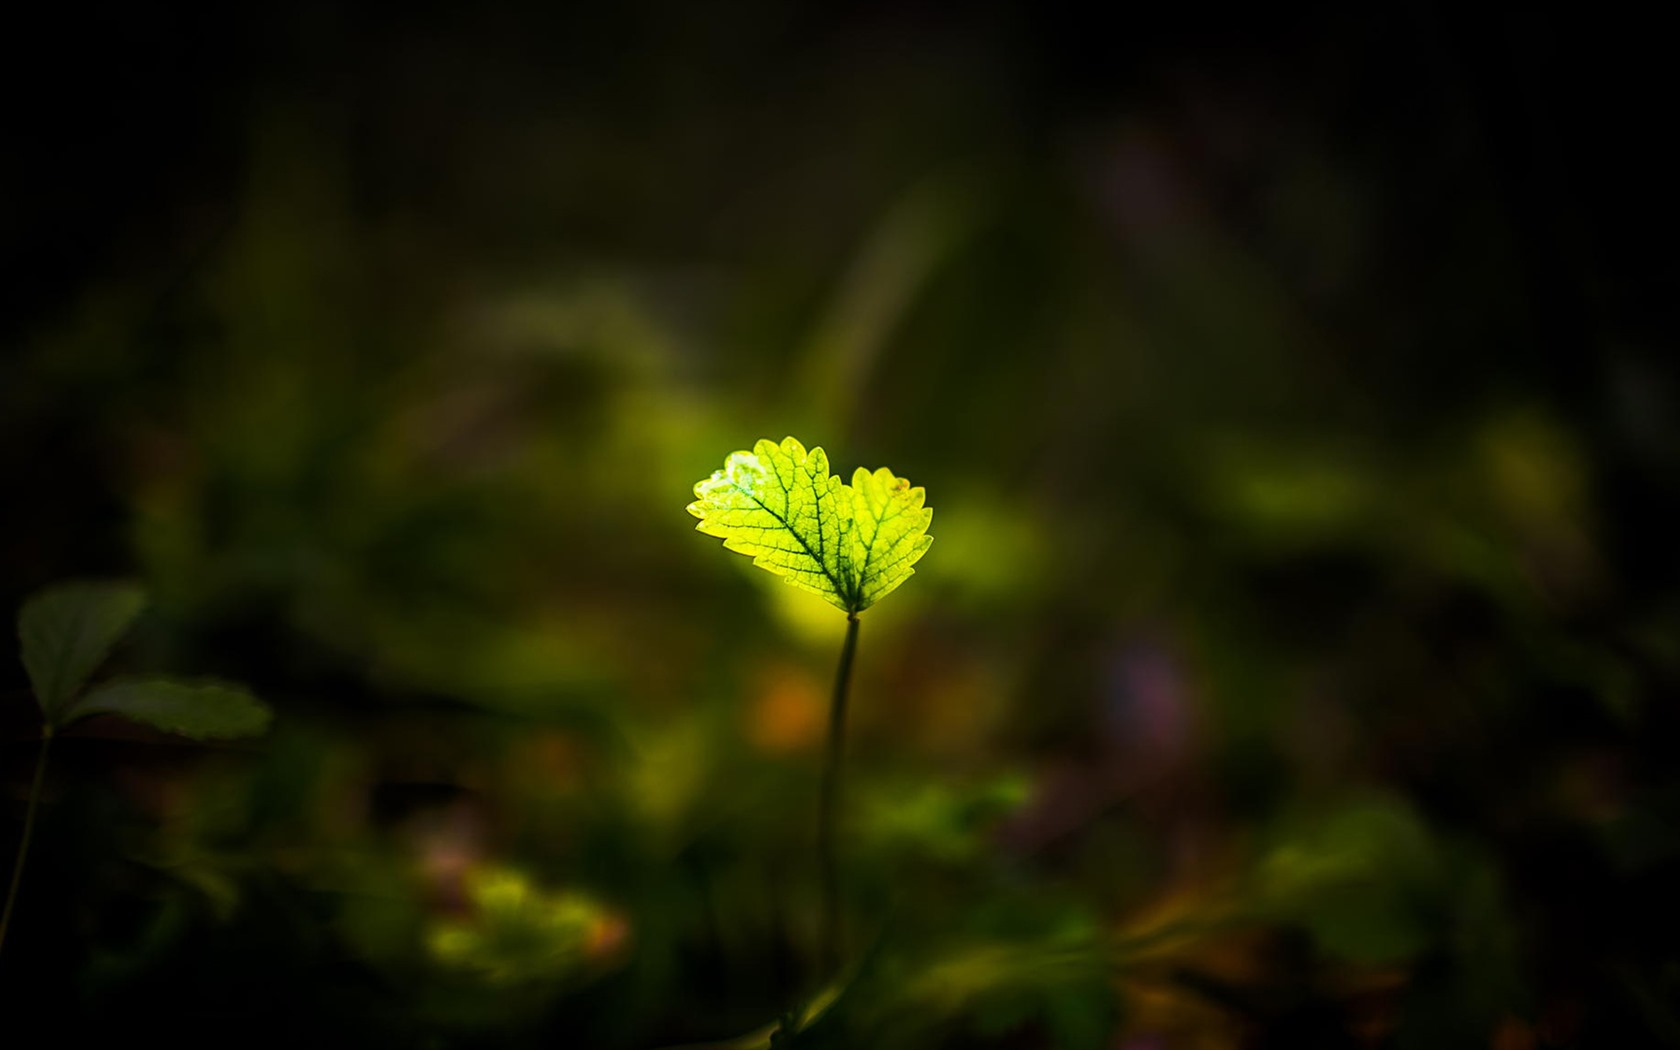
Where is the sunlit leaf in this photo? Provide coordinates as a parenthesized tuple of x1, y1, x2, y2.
(688, 437, 933, 613)
(847, 465, 935, 611)
(17, 580, 147, 723)
(63, 676, 273, 740)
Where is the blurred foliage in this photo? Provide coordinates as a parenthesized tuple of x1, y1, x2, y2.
(4, 1, 1680, 1047)
(426, 866, 627, 998)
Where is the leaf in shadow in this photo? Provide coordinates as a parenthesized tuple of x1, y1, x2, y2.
(17, 580, 147, 724)
(63, 676, 273, 740)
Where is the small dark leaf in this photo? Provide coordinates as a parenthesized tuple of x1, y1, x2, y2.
(17, 580, 147, 723)
(64, 676, 273, 740)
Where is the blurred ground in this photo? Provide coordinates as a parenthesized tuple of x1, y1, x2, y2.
(3, 2, 1679, 1047)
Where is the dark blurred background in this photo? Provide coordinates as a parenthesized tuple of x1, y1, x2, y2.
(4, 2, 1679, 1047)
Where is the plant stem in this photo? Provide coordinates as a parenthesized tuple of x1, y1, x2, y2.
(0, 727, 51, 958)
(817, 612, 860, 978)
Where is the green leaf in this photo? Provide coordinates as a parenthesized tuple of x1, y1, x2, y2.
(62, 677, 273, 740)
(688, 437, 933, 613)
(17, 580, 147, 723)
(847, 465, 936, 612)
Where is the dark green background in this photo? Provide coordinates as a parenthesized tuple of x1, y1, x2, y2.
(3, 2, 1678, 1046)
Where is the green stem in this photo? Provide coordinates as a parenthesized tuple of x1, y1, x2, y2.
(817, 612, 860, 978)
(0, 727, 51, 958)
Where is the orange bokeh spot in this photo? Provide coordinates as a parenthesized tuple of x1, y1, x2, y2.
(748, 663, 825, 754)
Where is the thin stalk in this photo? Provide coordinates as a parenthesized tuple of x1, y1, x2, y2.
(816, 612, 860, 978)
(0, 727, 51, 957)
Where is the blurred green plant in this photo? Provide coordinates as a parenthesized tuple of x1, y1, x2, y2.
(688, 436, 933, 991)
(427, 865, 628, 985)
(2, 580, 272, 956)
(767, 912, 1113, 1050)
(856, 774, 1029, 867)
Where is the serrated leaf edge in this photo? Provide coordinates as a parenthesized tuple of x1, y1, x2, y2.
(688, 437, 933, 614)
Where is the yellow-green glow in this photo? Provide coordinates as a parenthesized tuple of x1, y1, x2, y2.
(428, 867, 625, 985)
(688, 437, 933, 613)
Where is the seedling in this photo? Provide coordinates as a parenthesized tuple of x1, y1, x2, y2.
(2, 581, 272, 955)
(688, 436, 933, 976)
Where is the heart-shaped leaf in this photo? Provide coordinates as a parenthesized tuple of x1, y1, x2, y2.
(18, 580, 147, 723)
(63, 677, 273, 740)
(688, 437, 933, 614)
